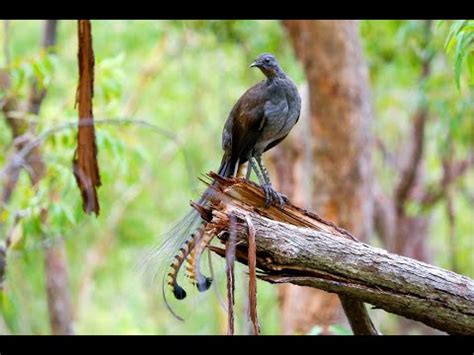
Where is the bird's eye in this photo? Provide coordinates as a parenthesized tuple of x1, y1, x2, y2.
(264, 58, 271, 64)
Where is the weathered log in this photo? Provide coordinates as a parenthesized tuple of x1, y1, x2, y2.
(199, 173, 474, 335)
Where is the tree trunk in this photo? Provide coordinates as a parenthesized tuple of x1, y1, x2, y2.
(43, 236, 75, 335)
(278, 20, 374, 334)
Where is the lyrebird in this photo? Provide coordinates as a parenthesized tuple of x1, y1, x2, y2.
(158, 53, 301, 319)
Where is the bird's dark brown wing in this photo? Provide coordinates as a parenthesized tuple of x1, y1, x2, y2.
(263, 110, 299, 153)
(222, 81, 268, 163)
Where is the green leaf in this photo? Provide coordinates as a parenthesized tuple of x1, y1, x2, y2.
(62, 204, 77, 225)
(436, 20, 446, 29)
(460, 23, 474, 33)
(42, 53, 55, 74)
(306, 326, 323, 335)
(11, 66, 25, 92)
(444, 20, 468, 53)
(329, 324, 353, 335)
(31, 61, 44, 81)
(467, 53, 474, 84)
(454, 31, 474, 89)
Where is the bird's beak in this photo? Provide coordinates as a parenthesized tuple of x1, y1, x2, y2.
(249, 61, 258, 68)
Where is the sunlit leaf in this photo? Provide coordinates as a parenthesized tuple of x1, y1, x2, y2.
(329, 324, 353, 335)
(306, 326, 323, 335)
(8, 223, 24, 250)
(444, 20, 468, 53)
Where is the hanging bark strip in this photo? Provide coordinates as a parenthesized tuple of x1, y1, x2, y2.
(73, 20, 101, 215)
(245, 214, 260, 335)
(225, 214, 237, 335)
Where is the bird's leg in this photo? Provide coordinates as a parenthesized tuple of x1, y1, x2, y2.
(248, 155, 264, 183)
(254, 154, 288, 208)
(245, 161, 252, 181)
(248, 155, 273, 206)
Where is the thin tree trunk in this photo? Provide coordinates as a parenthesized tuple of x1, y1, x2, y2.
(43, 236, 74, 335)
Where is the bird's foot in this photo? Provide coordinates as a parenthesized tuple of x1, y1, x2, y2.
(262, 184, 288, 209)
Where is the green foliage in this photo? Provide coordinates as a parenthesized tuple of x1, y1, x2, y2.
(442, 20, 474, 89)
(306, 325, 323, 335)
(306, 325, 352, 335)
(0, 19, 295, 335)
(0, 20, 472, 335)
(362, 20, 473, 180)
(329, 324, 353, 335)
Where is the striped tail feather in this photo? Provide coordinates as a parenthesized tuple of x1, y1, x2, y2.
(184, 228, 214, 292)
(165, 153, 236, 297)
(158, 153, 238, 319)
(167, 225, 203, 300)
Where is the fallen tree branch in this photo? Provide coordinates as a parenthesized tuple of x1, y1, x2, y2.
(201, 173, 474, 335)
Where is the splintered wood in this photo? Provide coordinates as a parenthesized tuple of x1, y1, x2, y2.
(202, 171, 359, 277)
(201, 171, 358, 246)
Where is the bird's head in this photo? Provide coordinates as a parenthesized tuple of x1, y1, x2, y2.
(250, 53, 283, 78)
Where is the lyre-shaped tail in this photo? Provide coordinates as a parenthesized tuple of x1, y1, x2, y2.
(167, 224, 204, 299)
(184, 228, 214, 292)
(162, 153, 237, 314)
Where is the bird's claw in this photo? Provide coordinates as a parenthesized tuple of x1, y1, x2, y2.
(262, 184, 288, 209)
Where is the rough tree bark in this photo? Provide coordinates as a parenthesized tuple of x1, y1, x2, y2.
(201, 175, 474, 336)
(278, 20, 375, 334)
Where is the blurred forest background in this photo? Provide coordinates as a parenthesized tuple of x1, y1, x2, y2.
(0, 20, 472, 335)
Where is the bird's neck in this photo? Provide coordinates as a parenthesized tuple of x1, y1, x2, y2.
(265, 68, 286, 81)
